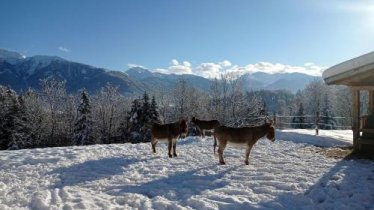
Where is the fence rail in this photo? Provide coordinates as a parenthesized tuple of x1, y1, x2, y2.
(275, 112, 352, 135)
(232, 112, 352, 135)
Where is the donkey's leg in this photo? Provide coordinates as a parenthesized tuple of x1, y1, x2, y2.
(197, 127, 203, 138)
(213, 135, 217, 155)
(151, 136, 157, 153)
(202, 130, 205, 138)
(168, 137, 173, 158)
(218, 141, 227, 165)
(173, 139, 178, 157)
(245, 144, 254, 165)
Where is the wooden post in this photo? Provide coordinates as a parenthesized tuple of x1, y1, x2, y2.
(315, 111, 319, 135)
(273, 112, 276, 125)
(352, 89, 360, 151)
(369, 91, 374, 114)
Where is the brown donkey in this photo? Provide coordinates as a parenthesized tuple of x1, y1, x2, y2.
(191, 117, 220, 138)
(213, 122, 275, 165)
(151, 119, 188, 158)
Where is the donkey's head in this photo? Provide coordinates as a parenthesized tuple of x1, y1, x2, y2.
(191, 116, 197, 124)
(265, 121, 276, 142)
(179, 119, 188, 135)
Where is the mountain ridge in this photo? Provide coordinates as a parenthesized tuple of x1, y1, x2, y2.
(0, 48, 319, 94)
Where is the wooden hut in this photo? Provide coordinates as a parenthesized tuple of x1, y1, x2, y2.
(323, 52, 374, 152)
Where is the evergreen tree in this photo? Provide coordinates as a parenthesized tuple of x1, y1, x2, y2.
(124, 93, 161, 143)
(0, 88, 32, 149)
(73, 91, 95, 145)
(150, 96, 160, 124)
(292, 103, 305, 129)
(320, 93, 337, 130)
(124, 99, 143, 143)
(141, 92, 151, 124)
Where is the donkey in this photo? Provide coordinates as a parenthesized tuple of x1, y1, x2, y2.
(191, 117, 220, 138)
(213, 121, 275, 165)
(151, 119, 188, 158)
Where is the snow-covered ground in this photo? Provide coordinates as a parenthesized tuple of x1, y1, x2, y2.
(277, 129, 353, 147)
(0, 129, 373, 210)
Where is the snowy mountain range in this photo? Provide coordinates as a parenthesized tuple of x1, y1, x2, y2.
(126, 67, 212, 92)
(126, 67, 319, 93)
(0, 48, 319, 94)
(0, 49, 143, 94)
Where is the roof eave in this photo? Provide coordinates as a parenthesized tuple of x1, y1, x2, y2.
(323, 62, 374, 86)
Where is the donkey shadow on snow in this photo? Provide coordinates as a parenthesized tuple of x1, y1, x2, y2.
(49, 156, 158, 187)
(110, 165, 239, 203)
(258, 152, 374, 210)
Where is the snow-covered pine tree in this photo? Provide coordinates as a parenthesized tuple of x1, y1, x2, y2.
(73, 90, 95, 145)
(124, 98, 143, 143)
(320, 93, 337, 130)
(230, 93, 264, 127)
(141, 92, 151, 122)
(139, 92, 153, 142)
(21, 89, 47, 147)
(0, 87, 33, 149)
(150, 96, 161, 124)
(292, 102, 306, 129)
(0, 86, 9, 149)
(124, 92, 161, 143)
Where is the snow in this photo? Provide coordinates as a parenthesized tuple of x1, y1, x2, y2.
(1, 129, 373, 210)
(24, 56, 65, 75)
(322, 51, 374, 80)
(277, 129, 353, 147)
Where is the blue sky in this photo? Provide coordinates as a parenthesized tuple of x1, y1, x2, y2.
(1, 0, 373, 77)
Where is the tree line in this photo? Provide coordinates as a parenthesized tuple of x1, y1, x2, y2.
(0, 74, 357, 150)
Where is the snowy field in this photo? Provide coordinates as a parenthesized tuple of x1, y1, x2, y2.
(0, 129, 374, 210)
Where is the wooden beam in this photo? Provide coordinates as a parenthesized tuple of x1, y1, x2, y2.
(357, 138, 374, 145)
(359, 128, 374, 133)
(352, 89, 360, 151)
(352, 86, 374, 91)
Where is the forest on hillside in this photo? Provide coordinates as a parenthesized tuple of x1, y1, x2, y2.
(0, 73, 362, 150)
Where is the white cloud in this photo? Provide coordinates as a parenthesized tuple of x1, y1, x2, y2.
(304, 62, 314, 67)
(183, 61, 191, 67)
(195, 62, 223, 78)
(169, 65, 192, 74)
(153, 59, 193, 75)
(153, 68, 169, 74)
(192, 60, 234, 78)
(219, 60, 232, 67)
(150, 59, 326, 78)
(58, 46, 70, 52)
(226, 62, 326, 77)
(171, 59, 179, 66)
(127, 63, 147, 69)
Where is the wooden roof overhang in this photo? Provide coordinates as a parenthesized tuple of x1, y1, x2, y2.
(322, 51, 374, 152)
(323, 51, 374, 87)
